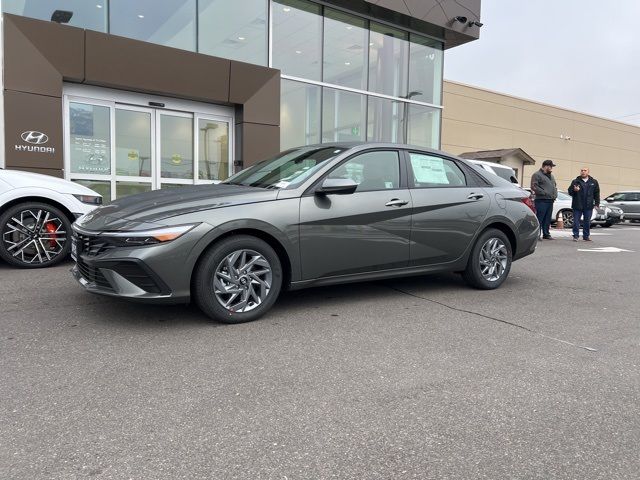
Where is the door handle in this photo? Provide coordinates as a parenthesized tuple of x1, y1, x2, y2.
(467, 193, 484, 200)
(385, 198, 409, 207)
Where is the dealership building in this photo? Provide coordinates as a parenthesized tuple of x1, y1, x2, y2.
(0, 0, 481, 201)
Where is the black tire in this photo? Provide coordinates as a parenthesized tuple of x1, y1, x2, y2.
(463, 228, 512, 290)
(603, 222, 612, 228)
(193, 235, 283, 324)
(559, 209, 573, 228)
(0, 202, 72, 268)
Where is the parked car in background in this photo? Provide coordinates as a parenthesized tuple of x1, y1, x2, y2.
(71, 143, 539, 324)
(467, 159, 519, 184)
(603, 191, 640, 222)
(0, 169, 102, 268)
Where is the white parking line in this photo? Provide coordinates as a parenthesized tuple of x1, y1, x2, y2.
(577, 247, 634, 253)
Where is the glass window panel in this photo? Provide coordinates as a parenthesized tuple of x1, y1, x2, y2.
(407, 105, 440, 149)
(198, 0, 267, 65)
(198, 119, 230, 181)
(161, 183, 189, 189)
(409, 34, 443, 105)
(115, 110, 152, 177)
(2, 0, 107, 31)
(110, 0, 196, 51)
(323, 9, 368, 89)
(368, 22, 409, 97)
(116, 181, 152, 199)
(272, 0, 322, 80)
(72, 180, 111, 203)
(160, 115, 193, 180)
(367, 96, 406, 143)
(280, 80, 321, 150)
(69, 103, 111, 175)
(322, 88, 366, 142)
(328, 151, 400, 192)
(409, 153, 466, 187)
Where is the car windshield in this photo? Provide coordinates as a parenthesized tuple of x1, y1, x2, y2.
(224, 146, 346, 190)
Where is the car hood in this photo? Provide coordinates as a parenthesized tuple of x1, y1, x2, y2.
(0, 169, 100, 195)
(76, 184, 278, 231)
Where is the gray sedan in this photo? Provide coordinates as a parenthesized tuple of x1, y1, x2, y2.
(71, 143, 539, 323)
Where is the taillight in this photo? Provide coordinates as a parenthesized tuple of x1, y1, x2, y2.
(521, 197, 536, 213)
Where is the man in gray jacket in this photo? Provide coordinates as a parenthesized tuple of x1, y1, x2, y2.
(530, 159, 558, 239)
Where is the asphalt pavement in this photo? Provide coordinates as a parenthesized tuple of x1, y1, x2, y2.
(1, 224, 639, 479)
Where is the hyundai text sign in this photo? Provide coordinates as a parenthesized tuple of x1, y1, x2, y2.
(15, 131, 55, 153)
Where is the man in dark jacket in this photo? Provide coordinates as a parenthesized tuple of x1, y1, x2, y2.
(530, 160, 558, 239)
(568, 168, 600, 241)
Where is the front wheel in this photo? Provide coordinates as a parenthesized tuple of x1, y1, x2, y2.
(193, 235, 283, 324)
(463, 229, 512, 290)
(559, 209, 574, 228)
(0, 202, 72, 268)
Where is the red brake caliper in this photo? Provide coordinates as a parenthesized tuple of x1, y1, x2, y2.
(45, 222, 58, 249)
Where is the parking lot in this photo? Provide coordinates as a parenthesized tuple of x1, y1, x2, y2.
(1, 224, 639, 479)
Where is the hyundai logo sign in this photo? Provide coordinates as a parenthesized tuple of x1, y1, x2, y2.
(15, 130, 55, 154)
(21, 131, 49, 144)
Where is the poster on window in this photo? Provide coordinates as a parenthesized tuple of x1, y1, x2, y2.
(411, 155, 448, 184)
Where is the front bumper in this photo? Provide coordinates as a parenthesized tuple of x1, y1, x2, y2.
(70, 224, 209, 304)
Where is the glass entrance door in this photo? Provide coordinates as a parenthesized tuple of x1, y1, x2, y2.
(64, 87, 234, 202)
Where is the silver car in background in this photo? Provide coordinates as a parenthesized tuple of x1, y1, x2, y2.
(71, 143, 539, 324)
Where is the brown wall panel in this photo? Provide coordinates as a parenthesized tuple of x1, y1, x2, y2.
(85, 31, 231, 104)
(9, 166, 65, 178)
(237, 123, 280, 168)
(4, 90, 63, 172)
(229, 63, 280, 126)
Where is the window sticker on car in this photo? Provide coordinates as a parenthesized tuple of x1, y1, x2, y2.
(411, 155, 448, 184)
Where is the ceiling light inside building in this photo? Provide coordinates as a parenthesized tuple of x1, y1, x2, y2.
(295, 50, 302, 54)
(283, 7, 291, 12)
(96, 4, 102, 8)
(238, 36, 245, 40)
(138, 14, 144, 19)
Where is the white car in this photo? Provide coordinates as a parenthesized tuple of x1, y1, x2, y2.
(0, 169, 102, 268)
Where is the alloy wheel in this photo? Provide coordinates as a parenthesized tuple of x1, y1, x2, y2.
(479, 237, 508, 282)
(561, 210, 574, 228)
(213, 249, 273, 313)
(1, 208, 67, 265)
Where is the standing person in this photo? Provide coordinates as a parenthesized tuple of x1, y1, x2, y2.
(568, 168, 600, 242)
(530, 160, 558, 239)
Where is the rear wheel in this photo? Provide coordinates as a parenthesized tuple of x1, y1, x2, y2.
(0, 202, 71, 268)
(193, 235, 283, 324)
(463, 228, 512, 290)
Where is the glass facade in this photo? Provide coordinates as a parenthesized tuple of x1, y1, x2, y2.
(5, 0, 444, 151)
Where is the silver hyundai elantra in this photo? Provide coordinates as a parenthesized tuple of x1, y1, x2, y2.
(71, 143, 539, 323)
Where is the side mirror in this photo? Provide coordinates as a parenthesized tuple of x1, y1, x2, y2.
(605, 197, 614, 202)
(317, 178, 358, 195)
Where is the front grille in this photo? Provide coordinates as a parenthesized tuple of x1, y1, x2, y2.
(74, 232, 115, 257)
(76, 259, 114, 292)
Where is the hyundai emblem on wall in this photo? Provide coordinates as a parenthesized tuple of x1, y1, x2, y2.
(15, 130, 55, 154)
(21, 131, 49, 144)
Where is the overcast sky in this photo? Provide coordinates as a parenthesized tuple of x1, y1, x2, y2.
(444, 0, 640, 126)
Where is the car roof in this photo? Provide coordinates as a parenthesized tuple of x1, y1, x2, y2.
(302, 142, 465, 159)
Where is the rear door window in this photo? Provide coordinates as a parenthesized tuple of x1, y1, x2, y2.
(408, 153, 467, 188)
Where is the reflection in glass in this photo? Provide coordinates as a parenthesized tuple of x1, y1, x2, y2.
(368, 22, 409, 98)
(409, 34, 443, 105)
(115, 109, 152, 177)
(160, 115, 193, 179)
(69, 103, 111, 175)
(116, 181, 152, 199)
(110, 0, 196, 51)
(367, 96, 405, 143)
(407, 105, 440, 148)
(198, 119, 230, 180)
(272, 0, 322, 80)
(199, 0, 267, 65)
(323, 9, 368, 89)
(281, 80, 321, 150)
(72, 180, 111, 203)
(322, 88, 366, 142)
(2, 0, 107, 31)
(161, 183, 188, 189)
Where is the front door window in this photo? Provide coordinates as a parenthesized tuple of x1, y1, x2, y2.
(65, 91, 233, 201)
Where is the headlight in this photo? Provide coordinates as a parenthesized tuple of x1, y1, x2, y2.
(73, 194, 103, 205)
(105, 224, 198, 246)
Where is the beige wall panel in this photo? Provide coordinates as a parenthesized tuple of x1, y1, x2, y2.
(444, 94, 516, 129)
(571, 121, 640, 151)
(512, 108, 573, 138)
(509, 131, 571, 160)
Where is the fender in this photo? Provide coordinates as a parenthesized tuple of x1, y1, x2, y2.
(0, 186, 94, 217)
(185, 217, 302, 283)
